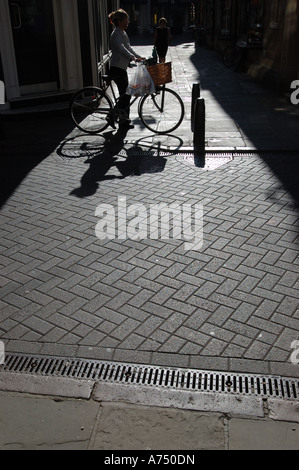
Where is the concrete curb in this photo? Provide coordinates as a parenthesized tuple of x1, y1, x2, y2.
(0, 371, 299, 450)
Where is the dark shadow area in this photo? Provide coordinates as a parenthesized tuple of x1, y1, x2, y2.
(0, 112, 74, 209)
(69, 128, 167, 198)
(261, 152, 299, 209)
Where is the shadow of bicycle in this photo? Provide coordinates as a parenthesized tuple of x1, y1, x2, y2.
(56, 128, 182, 198)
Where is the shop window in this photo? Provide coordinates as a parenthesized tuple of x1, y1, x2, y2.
(190, 2, 196, 25)
(248, 0, 264, 44)
(220, 0, 232, 37)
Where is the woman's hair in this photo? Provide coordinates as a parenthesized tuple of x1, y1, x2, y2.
(159, 18, 167, 25)
(109, 9, 128, 27)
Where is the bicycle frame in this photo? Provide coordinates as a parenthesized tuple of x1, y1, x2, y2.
(70, 65, 185, 135)
(104, 77, 166, 118)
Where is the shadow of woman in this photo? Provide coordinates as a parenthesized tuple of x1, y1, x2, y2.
(70, 130, 167, 198)
(70, 127, 129, 198)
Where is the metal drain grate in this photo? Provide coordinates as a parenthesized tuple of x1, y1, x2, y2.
(1, 353, 299, 401)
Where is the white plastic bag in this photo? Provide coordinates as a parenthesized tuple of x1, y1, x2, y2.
(126, 64, 155, 97)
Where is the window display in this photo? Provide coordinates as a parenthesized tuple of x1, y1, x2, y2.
(248, 0, 264, 43)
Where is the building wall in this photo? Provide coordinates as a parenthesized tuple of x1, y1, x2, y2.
(200, 0, 299, 91)
(246, 0, 299, 90)
(120, 0, 195, 33)
(0, 0, 119, 106)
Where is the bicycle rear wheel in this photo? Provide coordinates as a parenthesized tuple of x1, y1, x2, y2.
(70, 87, 112, 134)
(139, 87, 185, 134)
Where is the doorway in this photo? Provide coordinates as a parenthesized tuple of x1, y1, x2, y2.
(8, 0, 59, 94)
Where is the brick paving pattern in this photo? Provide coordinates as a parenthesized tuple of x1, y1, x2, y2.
(0, 35, 298, 378)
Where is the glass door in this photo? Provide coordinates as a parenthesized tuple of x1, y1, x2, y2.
(8, 0, 59, 94)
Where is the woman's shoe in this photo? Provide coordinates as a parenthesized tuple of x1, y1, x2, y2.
(119, 118, 134, 129)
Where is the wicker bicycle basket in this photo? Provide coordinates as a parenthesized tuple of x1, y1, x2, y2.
(147, 62, 172, 86)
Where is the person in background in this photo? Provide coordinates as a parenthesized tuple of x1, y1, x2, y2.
(108, 9, 145, 129)
(154, 18, 171, 64)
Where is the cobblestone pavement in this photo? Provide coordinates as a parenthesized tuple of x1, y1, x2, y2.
(0, 34, 298, 379)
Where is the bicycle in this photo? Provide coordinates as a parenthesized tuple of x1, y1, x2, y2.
(70, 61, 185, 135)
(223, 41, 247, 71)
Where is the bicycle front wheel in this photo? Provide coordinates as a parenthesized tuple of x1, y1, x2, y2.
(139, 88, 185, 134)
(70, 87, 113, 134)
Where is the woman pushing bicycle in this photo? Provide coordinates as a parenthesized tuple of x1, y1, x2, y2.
(70, 11, 185, 136)
(108, 9, 146, 129)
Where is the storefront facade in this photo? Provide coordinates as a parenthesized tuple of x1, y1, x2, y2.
(200, 0, 299, 91)
(151, 0, 197, 32)
(120, 0, 197, 34)
(0, 0, 119, 108)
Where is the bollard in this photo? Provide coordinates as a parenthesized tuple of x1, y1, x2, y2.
(191, 82, 200, 131)
(193, 97, 205, 158)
